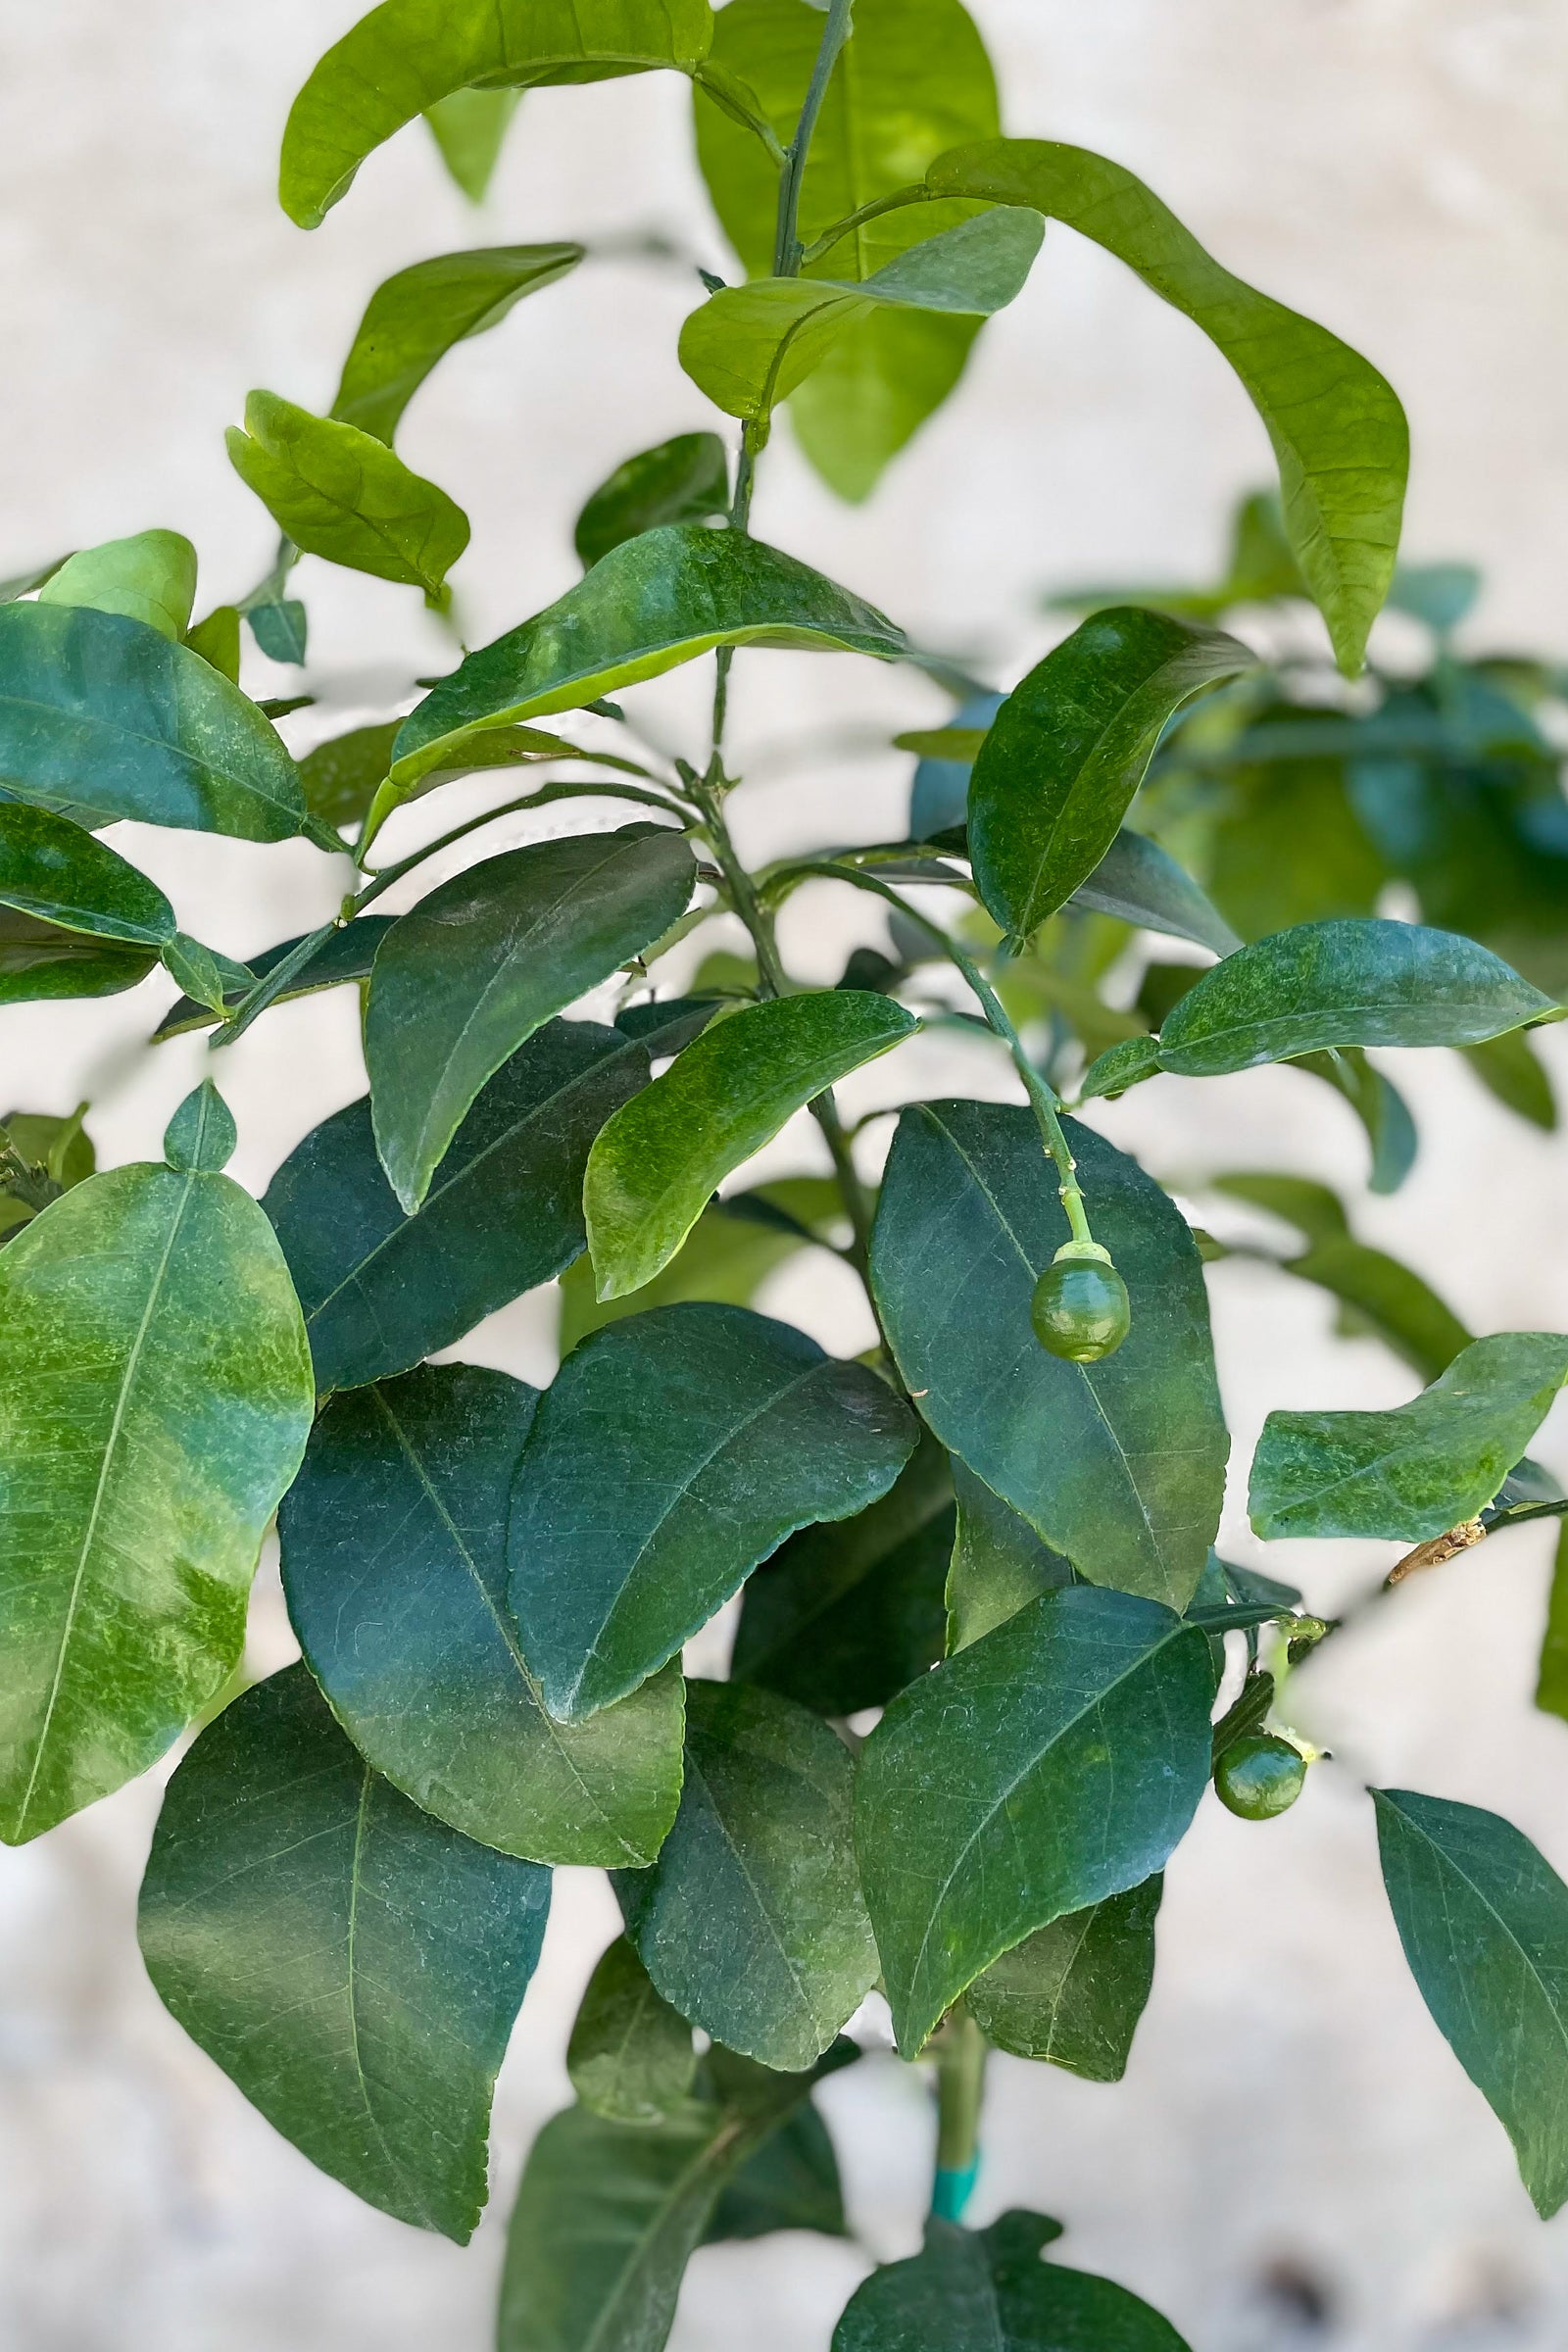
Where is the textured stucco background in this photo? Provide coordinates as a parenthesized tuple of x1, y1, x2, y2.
(2, 4, 1568, 2347)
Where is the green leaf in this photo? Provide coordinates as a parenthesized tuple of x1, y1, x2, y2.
(731, 1429, 954, 1714)
(1077, 1032, 1163, 1103)
(282, 0, 716, 228)
(926, 139, 1409, 673)
(0, 602, 313, 841)
(161, 931, 245, 1018)
(365, 826, 694, 1212)
(703, 2102, 847, 2243)
(1301, 1046, 1418, 1196)
(615, 1680, 878, 2069)
(680, 209, 1043, 425)
(694, 0, 1003, 500)
(560, 1180, 834, 1353)
(1373, 1788, 1568, 2219)
(280, 1365, 683, 1865)
(155, 919, 393, 1039)
(0, 1157, 314, 1841)
(388, 524, 906, 790)
(185, 604, 243, 682)
(870, 1102, 1227, 1610)
(855, 1583, 1216, 2054)
(0, 906, 157, 1004)
(968, 609, 1253, 942)
(585, 991, 916, 1299)
(1070, 827, 1241, 957)
(139, 1663, 550, 2240)
(945, 1457, 1074, 1652)
(965, 1877, 1162, 2081)
(0, 803, 175, 946)
(1464, 1029, 1557, 1132)
(227, 392, 469, 597)
(2, 1107, 94, 1193)
(299, 720, 401, 830)
(833, 2211, 1192, 2350)
(575, 433, 731, 569)
(39, 529, 197, 642)
(333, 245, 583, 446)
(1250, 1332, 1568, 1543)
(508, 1301, 916, 1722)
(245, 597, 309, 665)
(164, 1079, 238, 1174)
(566, 1937, 696, 2124)
(424, 86, 521, 204)
(269, 1016, 647, 1392)
(1535, 1523, 1568, 1725)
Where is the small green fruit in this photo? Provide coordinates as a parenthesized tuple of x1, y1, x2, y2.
(1030, 1242, 1131, 1362)
(1214, 1734, 1307, 1821)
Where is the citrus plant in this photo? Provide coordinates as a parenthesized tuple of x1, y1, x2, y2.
(3, 4, 1567, 2345)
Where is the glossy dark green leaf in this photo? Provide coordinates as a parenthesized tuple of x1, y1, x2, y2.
(283, 0, 716, 229)
(870, 1102, 1227, 1610)
(969, 611, 1252, 942)
(694, 0, 1002, 500)
(0, 803, 174, 947)
(1374, 1788, 1568, 2218)
(39, 529, 197, 642)
(945, 1458, 1074, 1653)
(1534, 1523, 1568, 1725)
(281, 1366, 683, 1864)
(424, 86, 521, 203)
(139, 1664, 550, 2240)
(0, 602, 314, 841)
(0, 1157, 314, 1842)
(1070, 827, 1241, 957)
(227, 392, 469, 597)
(245, 596, 309, 666)
(680, 209, 1043, 425)
(1464, 1030, 1556, 1131)
(585, 991, 915, 1298)
(1157, 920, 1557, 1077)
(154, 919, 393, 1039)
(509, 1301, 916, 1722)
(702, 2102, 847, 2243)
(269, 1017, 646, 1392)
(365, 826, 694, 1211)
(857, 1583, 1215, 2053)
(833, 2211, 1192, 2351)
(566, 1937, 696, 2125)
(1250, 1333, 1568, 1543)
(0, 906, 157, 1004)
(559, 1177, 839, 1353)
(926, 139, 1409, 673)
(388, 524, 906, 790)
(575, 433, 730, 569)
(966, 1877, 1162, 2081)
(731, 1430, 954, 1715)
(333, 245, 583, 446)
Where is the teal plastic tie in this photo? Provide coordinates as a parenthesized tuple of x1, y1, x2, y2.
(930, 2157, 980, 2222)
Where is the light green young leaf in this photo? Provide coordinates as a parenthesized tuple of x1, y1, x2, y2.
(945, 1457, 1074, 1652)
(184, 604, 242, 682)
(966, 1877, 1162, 2081)
(0, 803, 175, 947)
(585, 990, 916, 1299)
(567, 1937, 696, 2125)
(680, 208, 1043, 424)
(856, 1584, 1215, 2054)
(280, 1365, 684, 1866)
(574, 433, 731, 569)
(333, 245, 583, 446)
(0, 1156, 314, 1841)
(508, 1301, 916, 1722)
(1250, 1332, 1568, 1542)
(227, 391, 469, 597)
(40, 529, 198, 643)
(1535, 1523, 1568, 1726)
(282, 0, 716, 228)
(926, 139, 1410, 673)
(139, 1664, 551, 2241)
(424, 86, 522, 204)
(968, 608, 1253, 943)
(614, 1680, 879, 2071)
(833, 2212, 1192, 2351)
(365, 826, 695, 1212)
(1374, 1788, 1568, 2219)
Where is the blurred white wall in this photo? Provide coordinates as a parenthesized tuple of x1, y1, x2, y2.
(2, 4, 1568, 2348)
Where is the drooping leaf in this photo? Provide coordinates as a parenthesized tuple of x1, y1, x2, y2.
(926, 139, 1410, 673)
(155, 918, 394, 1039)
(38, 528, 197, 645)
(1373, 1788, 1568, 2219)
(680, 209, 1043, 425)
(0, 803, 175, 948)
(282, 0, 716, 229)
(1250, 1333, 1568, 1543)
(833, 2211, 1192, 2351)
(1534, 1524, 1568, 1726)
(870, 1102, 1227, 1610)
(0, 906, 158, 1004)
(703, 2102, 847, 2244)
(281, 1365, 683, 1865)
(1303, 1045, 1419, 1195)
(333, 244, 583, 445)
(139, 1664, 551, 2241)
(969, 610, 1253, 942)
(614, 1680, 878, 2070)
(731, 1429, 954, 1714)
(585, 991, 916, 1298)
(575, 433, 731, 569)
(694, 0, 1003, 500)
(508, 1301, 917, 1722)
(566, 1937, 696, 2125)
(245, 596, 309, 665)
(0, 601, 315, 841)
(0, 1153, 314, 1842)
(269, 1017, 648, 1392)
(365, 826, 694, 1211)
(1070, 826, 1241, 957)
(424, 86, 522, 203)
(227, 391, 470, 597)
(945, 1457, 1074, 1652)
(1464, 1029, 1557, 1132)
(966, 1877, 1162, 2081)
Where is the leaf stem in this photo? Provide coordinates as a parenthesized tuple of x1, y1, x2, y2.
(930, 2005, 987, 2221)
(799, 183, 934, 270)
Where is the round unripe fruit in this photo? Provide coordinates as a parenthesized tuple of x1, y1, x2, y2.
(1030, 1242, 1131, 1362)
(1213, 1734, 1306, 1821)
